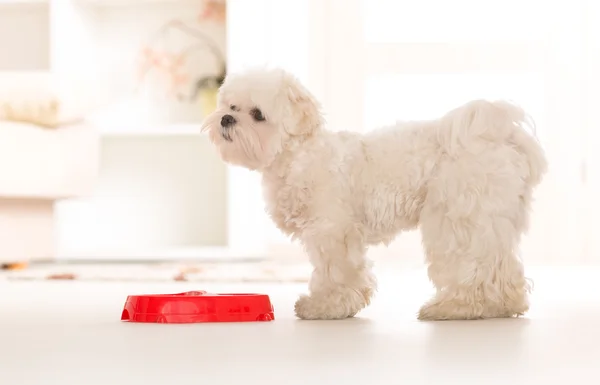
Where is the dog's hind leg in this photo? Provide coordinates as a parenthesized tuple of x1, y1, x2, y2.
(417, 156, 533, 321)
(294, 223, 377, 320)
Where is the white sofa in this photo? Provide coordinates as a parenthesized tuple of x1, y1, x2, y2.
(0, 122, 99, 264)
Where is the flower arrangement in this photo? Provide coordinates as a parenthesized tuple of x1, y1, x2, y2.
(135, 0, 226, 117)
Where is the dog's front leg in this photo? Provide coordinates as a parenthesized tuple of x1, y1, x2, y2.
(294, 226, 376, 320)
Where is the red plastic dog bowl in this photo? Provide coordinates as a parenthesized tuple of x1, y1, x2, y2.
(121, 290, 275, 323)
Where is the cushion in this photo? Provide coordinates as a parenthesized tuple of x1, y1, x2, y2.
(0, 72, 97, 128)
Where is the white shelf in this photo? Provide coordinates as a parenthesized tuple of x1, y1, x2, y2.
(75, 0, 201, 6)
(99, 123, 205, 137)
(0, 0, 47, 5)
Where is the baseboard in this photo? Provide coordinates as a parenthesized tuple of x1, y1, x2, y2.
(56, 246, 269, 263)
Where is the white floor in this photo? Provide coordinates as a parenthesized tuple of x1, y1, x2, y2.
(1, 267, 600, 385)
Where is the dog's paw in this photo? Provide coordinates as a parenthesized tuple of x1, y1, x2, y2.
(418, 298, 486, 321)
(418, 297, 528, 321)
(294, 294, 355, 320)
(294, 289, 366, 320)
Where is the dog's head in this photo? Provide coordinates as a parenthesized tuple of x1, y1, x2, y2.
(201, 68, 323, 170)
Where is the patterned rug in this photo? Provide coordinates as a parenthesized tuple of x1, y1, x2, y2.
(0, 260, 312, 283)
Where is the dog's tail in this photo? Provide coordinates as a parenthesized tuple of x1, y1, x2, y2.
(440, 99, 548, 186)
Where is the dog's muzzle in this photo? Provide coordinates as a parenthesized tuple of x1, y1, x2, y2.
(220, 114, 236, 142)
(220, 127, 233, 142)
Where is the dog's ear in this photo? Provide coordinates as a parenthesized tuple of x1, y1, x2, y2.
(281, 73, 323, 137)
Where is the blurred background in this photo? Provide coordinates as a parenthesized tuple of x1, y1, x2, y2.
(0, 0, 597, 283)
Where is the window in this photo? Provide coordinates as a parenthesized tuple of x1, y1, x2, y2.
(226, 0, 594, 264)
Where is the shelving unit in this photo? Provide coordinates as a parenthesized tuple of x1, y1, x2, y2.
(0, 0, 231, 261)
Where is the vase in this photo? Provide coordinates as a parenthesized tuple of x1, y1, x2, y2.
(198, 86, 219, 117)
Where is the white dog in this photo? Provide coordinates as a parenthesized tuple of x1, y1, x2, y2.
(202, 68, 547, 321)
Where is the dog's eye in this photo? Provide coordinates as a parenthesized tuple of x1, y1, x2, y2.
(230, 104, 238, 111)
(251, 108, 266, 122)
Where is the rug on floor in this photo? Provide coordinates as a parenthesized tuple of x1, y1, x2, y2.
(0, 260, 312, 283)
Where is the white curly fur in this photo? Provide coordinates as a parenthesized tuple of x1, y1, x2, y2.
(202, 68, 548, 321)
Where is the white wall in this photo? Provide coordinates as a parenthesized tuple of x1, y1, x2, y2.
(3, 0, 596, 264)
(0, 2, 49, 70)
(225, 0, 598, 266)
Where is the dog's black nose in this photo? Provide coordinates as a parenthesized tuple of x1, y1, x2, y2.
(221, 114, 236, 128)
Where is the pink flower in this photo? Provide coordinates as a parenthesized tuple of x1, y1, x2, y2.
(198, 0, 226, 23)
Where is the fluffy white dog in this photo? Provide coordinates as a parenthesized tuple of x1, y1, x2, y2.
(202, 68, 547, 321)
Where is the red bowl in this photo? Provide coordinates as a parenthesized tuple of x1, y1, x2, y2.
(121, 290, 275, 323)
